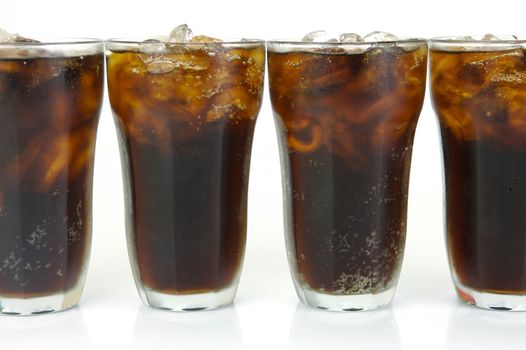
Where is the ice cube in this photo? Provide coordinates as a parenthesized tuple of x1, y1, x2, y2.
(150, 35, 169, 42)
(169, 24, 193, 43)
(12, 36, 39, 43)
(146, 60, 175, 74)
(139, 38, 166, 56)
(302, 30, 333, 42)
(363, 31, 398, 42)
(191, 35, 223, 43)
(482, 34, 500, 41)
(302, 30, 325, 42)
(339, 33, 363, 43)
(139, 38, 175, 65)
(0, 29, 38, 43)
(481, 34, 519, 41)
(455, 36, 474, 41)
(0, 29, 14, 42)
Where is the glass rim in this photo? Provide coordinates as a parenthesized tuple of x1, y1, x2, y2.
(0, 38, 104, 47)
(105, 38, 265, 46)
(429, 36, 526, 50)
(267, 38, 428, 46)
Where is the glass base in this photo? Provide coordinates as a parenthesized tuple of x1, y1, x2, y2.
(456, 284, 526, 311)
(0, 285, 82, 316)
(141, 284, 237, 312)
(299, 286, 396, 312)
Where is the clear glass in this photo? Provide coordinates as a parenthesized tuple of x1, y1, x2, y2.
(106, 39, 265, 311)
(430, 36, 526, 311)
(268, 39, 428, 311)
(0, 39, 104, 315)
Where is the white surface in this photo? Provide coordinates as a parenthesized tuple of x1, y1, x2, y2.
(2, 0, 526, 349)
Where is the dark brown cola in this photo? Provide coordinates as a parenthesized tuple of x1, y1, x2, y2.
(431, 47, 526, 296)
(0, 53, 104, 297)
(107, 42, 264, 294)
(269, 44, 427, 296)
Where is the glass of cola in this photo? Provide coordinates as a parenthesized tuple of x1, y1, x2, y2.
(430, 35, 526, 311)
(106, 25, 265, 311)
(0, 32, 104, 315)
(268, 31, 427, 311)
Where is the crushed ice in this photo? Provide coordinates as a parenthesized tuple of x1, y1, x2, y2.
(481, 34, 518, 41)
(454, 34, 519, 41)
(302, 30, 338, 43)
(363, 31, 398, 42)
(169, 24, 194, 43)
(301, 30, 399, 43)
(143, 24, 223, 45)
(339, 33, 363, 43)
(0, 28, 38, 43)
(139, 24, 225, 74)
(0, 29, 13, 42)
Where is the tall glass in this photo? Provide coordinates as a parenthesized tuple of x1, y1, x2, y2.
(106, 39, 265, 311)
(430, 37, 526, 311)
(268, 39, 427, 311)
(0, 39, 104, 315)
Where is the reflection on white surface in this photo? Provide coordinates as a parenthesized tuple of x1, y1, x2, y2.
(447, 302, 526, 349)
(132, 304, 244, 350)
(0, 307, 90, 349)
(288, 304, 402, 350)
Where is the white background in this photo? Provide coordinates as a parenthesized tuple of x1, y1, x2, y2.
(2, 0, 526, 349)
